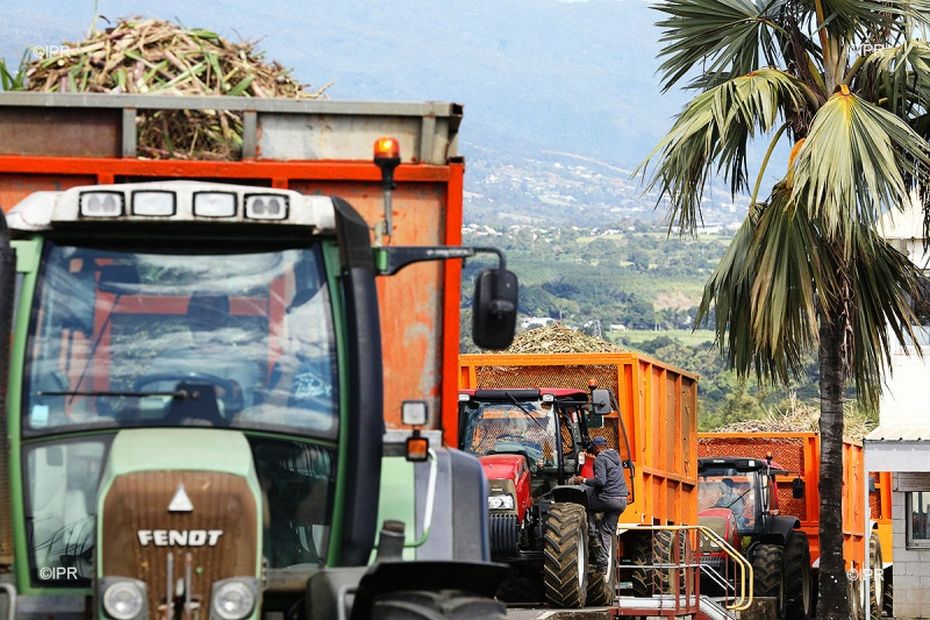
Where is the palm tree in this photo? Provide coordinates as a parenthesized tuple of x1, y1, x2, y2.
(639, 2, 930, 618)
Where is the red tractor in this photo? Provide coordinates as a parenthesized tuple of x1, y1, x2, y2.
(457, 387, 634, 608)
(698, 456, 813, 619)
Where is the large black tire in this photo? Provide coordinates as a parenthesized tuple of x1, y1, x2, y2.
(627, 532, 653, 598)
(883, 566, 893, 617)
(587, 529, 617, 606)
(653, 529, 688, 595)
(783, 532, 813, 620)
(750, 543, 785, 618)
(371, 589, 507, 619)
(542, 502, 588, 608)
(869, 533, 884, 619)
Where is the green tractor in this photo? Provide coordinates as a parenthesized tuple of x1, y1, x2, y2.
(0, 166, 518, 617)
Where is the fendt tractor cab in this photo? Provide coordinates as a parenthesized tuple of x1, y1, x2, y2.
(698, 456, 812, 619)
(0, 141, 519, 619)
(456, 386, 634, 609)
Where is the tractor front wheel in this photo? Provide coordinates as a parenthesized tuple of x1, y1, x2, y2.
(750, 543, 785, 618)
(542, 502, 589, 608)
(371, 589, 507, 619)
(587, 529, 617, 606)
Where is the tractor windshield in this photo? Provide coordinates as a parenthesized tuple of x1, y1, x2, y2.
(459, 399, 558, 469)
(23, 241, 339, 437)
(699, 472, 759, 531)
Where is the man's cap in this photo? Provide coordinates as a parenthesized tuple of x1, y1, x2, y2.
(721, 478, 735, 487)
(592, 436, 608, 446)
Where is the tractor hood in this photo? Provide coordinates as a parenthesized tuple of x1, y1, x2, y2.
(95, 428, 263, 618)
(478, 454, 526, 482)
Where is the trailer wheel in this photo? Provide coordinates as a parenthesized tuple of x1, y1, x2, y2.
(883, 567, 893, 617)
(869, 533, 884, 619)
(627, 532, 653, 598)
(652, 529, 687, 595)
(750, 543, 785, 618)
(371, 589, 507, 619)
(542, 502, 588, 608)
(783, 531, 813, 619)
(587, 529, 617, 606)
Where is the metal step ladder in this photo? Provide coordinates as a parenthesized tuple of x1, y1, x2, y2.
(697, 596, 737, 620)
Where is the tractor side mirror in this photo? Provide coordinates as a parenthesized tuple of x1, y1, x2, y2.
(792, 477, 805, 499)
(591, 389, 612, 415)
(472, 267, 518, 350)
(585, 413, 605, 429)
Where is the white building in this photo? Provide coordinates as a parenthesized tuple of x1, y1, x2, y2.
(865, 202, 930, 619)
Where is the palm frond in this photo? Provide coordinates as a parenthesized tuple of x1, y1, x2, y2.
(855, 40, 930, 121)
(790, 88, 930, 243)
(638, 69, 807, 233)
(653, 0, 786, 91)
(698, 182, 925, 406)
(699, 183, 831, 383)
(797, 0, 930, 44)
(838, 224, 924, 408)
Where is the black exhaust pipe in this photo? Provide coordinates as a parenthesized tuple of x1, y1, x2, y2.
(0, 211, 15, 567)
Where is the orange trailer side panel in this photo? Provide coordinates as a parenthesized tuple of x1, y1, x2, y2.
(458, 352, 699, 526)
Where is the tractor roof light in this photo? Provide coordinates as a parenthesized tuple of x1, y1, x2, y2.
(542, 393, 555, 403)
(244, 194, 288, 220)
(193, 191, 237, 218)
(80, 191, 124, 218)
(132, 190, 176, 217)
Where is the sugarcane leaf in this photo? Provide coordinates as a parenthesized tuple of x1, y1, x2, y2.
(227, 74, 254, 96)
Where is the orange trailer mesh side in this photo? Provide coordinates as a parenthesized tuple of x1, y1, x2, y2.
(698, 435, 809, 520)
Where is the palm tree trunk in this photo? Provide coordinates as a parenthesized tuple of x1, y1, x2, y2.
(816, 310, 851, 619)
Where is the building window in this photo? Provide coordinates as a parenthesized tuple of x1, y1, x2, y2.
(906, 491, 930, 549)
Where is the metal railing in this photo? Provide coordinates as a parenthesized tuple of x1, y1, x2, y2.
(618, 524, 753, 615)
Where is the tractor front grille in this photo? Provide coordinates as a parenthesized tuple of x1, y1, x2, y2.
(101, 470, 258, 616)
(489, 513, 520, 556)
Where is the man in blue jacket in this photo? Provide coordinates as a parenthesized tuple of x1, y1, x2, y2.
(572, 436, 628, 571)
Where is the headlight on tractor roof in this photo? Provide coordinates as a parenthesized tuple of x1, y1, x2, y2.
(80, 191, 124, 218)
(193, 191, 237, 218)
(244, 194, 288, 220)
(132, 190, 176, 216)
(101, 578, 147, 620)
(211, 578, 258, 620)
(488, 494, 515, 511)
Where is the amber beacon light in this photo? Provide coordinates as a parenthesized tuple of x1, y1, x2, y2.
(373, 136, 401, 241)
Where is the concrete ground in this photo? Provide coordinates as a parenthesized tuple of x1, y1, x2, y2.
(506, 607, 616, 619)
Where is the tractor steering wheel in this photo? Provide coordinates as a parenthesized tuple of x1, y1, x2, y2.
(133, 372, 244, 417)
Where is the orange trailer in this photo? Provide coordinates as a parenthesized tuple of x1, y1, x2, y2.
(0, 92, 464, 431)
(698, 432, 893, 612)
(459, 352, 699, 527)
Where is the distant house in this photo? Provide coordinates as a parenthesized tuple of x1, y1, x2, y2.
(520, 317, 555, 330)
(865, 200, 930, 619)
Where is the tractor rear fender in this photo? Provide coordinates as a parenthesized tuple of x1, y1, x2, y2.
(550, 485, 589, 508)
(757, 515, 802, 546)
